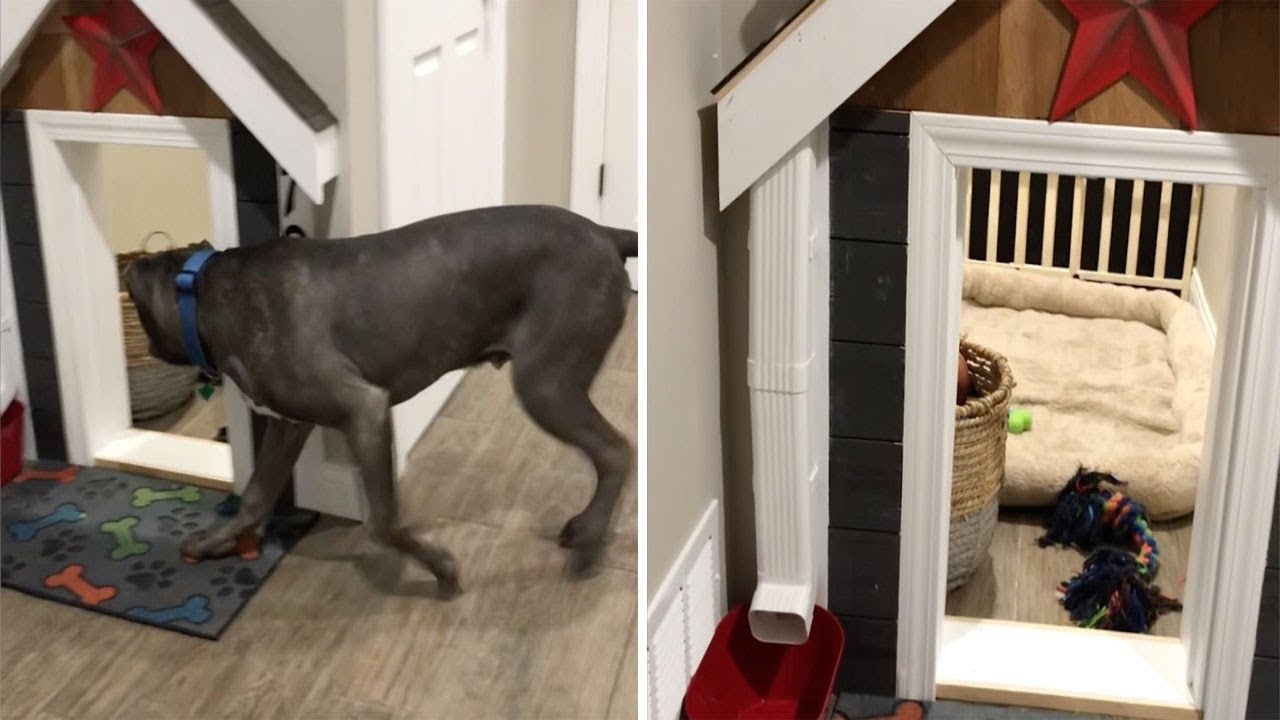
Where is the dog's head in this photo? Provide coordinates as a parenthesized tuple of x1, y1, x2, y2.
(121, 241, 214, 366)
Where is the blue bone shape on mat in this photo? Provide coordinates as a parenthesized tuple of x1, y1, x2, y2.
(126, 594, 212, 625)
(8, 503, 85, 541)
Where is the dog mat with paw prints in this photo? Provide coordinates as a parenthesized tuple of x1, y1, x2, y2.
(0, 461, 316, 639)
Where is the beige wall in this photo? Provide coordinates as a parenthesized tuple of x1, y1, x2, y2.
(647, 0, 807, 606)
(1196, 185, 1249, 335)
(505, 0, 576, 206)
(647, 0, 727, 601)
(98, 144, 212, 255)
(231, 0, 379, 236)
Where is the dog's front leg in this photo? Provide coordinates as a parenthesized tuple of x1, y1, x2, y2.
(341, 383, 460, 597)
(180, 417, 314, 559)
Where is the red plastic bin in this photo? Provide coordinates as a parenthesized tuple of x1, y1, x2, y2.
(684, 605, 845, 720)
(1, 400, 24, 486)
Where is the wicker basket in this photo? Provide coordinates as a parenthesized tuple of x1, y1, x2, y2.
(948, 339, 1015, 590)
(117, 234, 198, 421)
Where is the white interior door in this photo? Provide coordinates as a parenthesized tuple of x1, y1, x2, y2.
(295, 0, 509, 519)
(571, 0, 638, 288)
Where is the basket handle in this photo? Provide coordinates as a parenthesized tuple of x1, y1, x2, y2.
(139, 231, 175, 254)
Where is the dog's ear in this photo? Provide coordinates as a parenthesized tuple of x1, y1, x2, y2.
(197, 239, 214, 250)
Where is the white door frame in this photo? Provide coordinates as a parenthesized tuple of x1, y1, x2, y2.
(569, 0, 610, 217)
(24, 110, 254, 489)
(898, 112, 1280, 719)
(570, 0, 638, 290)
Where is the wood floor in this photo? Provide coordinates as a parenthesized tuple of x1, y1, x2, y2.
(947, 508, 1194, 638)
(0, 297, 638, 720)
(135, 384, 226, 441)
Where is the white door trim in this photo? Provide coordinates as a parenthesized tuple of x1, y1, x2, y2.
(569, 0, 610, 219)
(897, 112, 1280, 720)
(24, 110, 252, 489)
(569, 0, 637, 291)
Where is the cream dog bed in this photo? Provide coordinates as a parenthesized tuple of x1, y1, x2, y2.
(960, 264, 1213, 520)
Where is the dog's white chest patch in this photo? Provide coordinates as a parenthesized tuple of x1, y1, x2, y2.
(241, 392, 286, 420)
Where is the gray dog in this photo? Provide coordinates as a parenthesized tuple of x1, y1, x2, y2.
(123, 205, 637, 595)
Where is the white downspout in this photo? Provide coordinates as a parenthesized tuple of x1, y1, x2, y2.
(746, 125, 829, 644)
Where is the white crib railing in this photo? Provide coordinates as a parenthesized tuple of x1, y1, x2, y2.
(963, 168, 1204, 297)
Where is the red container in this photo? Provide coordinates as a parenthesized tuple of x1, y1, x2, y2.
(1, 400, 24, 486)
(684, 605, 845, 720)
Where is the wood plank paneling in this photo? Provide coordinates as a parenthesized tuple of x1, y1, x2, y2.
(834, 615, 897, 696)
(830, 438, 902, 533)
(830, 131, 910, 243)
(1192, 0, 1280, 136)
(829, 529, 900, 618)
(994, 0, 1070, 120)
(848, 0, 1001, 116)
(844, 0, 1279, 135)
(2, 30, 230, 118)
(831, 240, 907, 345)
(830, 342, 905, 442)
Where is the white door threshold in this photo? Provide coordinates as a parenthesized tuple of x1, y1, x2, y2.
(936, 616, 1198, 720)
(94, 429, 235, 490)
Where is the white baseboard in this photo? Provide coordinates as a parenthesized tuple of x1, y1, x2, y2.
(646, 500, 724, 720)
(1188, 268, 1217, 346)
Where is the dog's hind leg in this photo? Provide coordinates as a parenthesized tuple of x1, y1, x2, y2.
(513, 348, 631, 551)
(181, 417, 313, 559)
(340, 381, 460, 596)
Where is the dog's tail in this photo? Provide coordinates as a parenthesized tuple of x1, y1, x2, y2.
(604, 226, 638, 259)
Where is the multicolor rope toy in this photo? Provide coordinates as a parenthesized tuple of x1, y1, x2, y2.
(1037, 468, 1182, 633)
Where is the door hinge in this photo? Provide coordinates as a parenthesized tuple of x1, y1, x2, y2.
(598, 164, 605, 197)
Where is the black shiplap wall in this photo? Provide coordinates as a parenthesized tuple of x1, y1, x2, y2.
(1248, 480, 1279, 719)
(0, 113, 277, 462)
(828, 106, 910, 696)
(2, 111, 67, 460)
(227, 121, 280, 464)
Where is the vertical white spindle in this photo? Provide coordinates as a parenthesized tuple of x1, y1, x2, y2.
(1043, 174, 1059, 267)
(1069, 176, 1084, 277)
(1098, 177, 1116, 273)
(1154, 180, 1173, 278)
(1180, 184, 1205, 298)
(986, 170, 1000, 261)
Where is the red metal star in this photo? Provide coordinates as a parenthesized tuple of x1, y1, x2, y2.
(63, 1, 165, 114)
(1051, 0, 1221, 129)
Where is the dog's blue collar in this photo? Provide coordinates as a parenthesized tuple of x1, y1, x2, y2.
(175, 248, 219, 377)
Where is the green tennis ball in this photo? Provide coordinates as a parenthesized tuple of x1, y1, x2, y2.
(1008, 408, 1032, 434)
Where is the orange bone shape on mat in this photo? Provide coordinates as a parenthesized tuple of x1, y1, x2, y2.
(44, 564, 117, 605)
(14, 466, 79, 484)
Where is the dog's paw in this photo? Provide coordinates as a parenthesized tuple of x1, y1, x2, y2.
(558, 512, 607, 549)
(180, 532, 237, 560)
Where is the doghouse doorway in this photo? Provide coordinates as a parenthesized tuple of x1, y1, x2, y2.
(24, 110, 253, 490)
(898, 113, 1280, 719)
